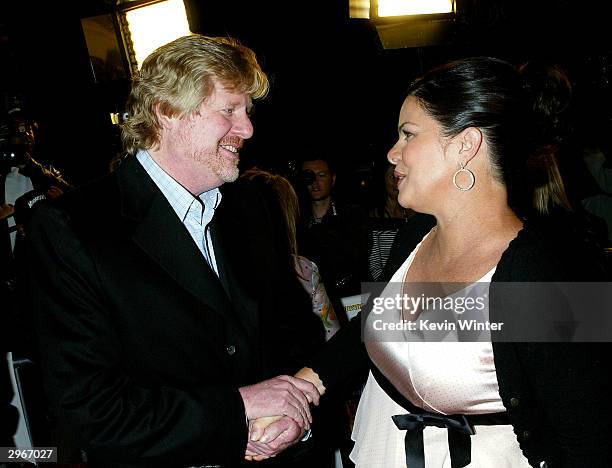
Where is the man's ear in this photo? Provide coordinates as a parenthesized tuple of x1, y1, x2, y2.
(331, 174, 336, 187)
(456, 127, 483, 165)
(154, 103, 175, 130)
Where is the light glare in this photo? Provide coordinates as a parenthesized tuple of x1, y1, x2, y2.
(378, 0, 453, 17)
(126, 0, 191, 70)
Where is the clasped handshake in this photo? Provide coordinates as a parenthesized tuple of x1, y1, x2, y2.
(238, 372, 324, 461)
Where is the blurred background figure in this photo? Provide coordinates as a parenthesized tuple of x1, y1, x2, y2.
(1, 94, 72, 324)
(297, 155, 369, 309)
(366, 162, 437, 282)
(1, 94, 72, 461)
(369, 163, 412, 220)
(519, 61, 612, 247)
(367, 163, 415, 281)
(301, 157, 337, 228)
(241, 167, 344, 468)
(1, 94, 72, 292)
(241, 168, 341, 341)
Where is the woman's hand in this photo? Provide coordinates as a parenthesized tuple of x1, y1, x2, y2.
(295, 367, 326, 395)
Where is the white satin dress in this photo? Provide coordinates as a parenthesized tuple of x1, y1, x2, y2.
(350, 234, 531, 467)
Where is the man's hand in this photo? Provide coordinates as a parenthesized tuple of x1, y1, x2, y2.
(238, 375, 320, 430)
(0, 203, 14, 221)
(244, 416, 303, 461)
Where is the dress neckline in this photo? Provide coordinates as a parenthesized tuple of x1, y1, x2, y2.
(399, 228, 497, 285)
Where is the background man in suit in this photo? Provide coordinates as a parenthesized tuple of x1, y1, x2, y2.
(25, 35, 320, 467)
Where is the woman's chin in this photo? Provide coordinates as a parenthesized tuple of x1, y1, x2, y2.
(397, 194, 415, 211)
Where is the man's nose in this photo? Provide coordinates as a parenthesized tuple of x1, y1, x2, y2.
(233, 113, 254, 140)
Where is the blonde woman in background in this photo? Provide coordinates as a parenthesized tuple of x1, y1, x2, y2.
(242, 168, 340, 340)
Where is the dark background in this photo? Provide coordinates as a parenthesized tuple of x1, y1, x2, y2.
(2, 0, 612, 195)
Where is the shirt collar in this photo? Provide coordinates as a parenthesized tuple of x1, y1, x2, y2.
(136, 150, 222, 223)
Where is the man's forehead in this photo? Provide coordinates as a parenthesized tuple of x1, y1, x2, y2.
(208, 81, 252, 106)
(302, 160, 330, 172)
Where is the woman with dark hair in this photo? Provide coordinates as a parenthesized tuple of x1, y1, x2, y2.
(247, 57, 612, 467)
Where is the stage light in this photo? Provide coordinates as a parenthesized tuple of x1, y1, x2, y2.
(350, 1, 455, 20)
(124, 0, 191, 70)
(349, 0, 371, 18)
(348, 0, 456, 49)
(378, 0, 454, 17)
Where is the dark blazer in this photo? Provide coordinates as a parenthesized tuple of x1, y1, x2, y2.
(26, 155, 323, 467)
(309, 220, 612, 467)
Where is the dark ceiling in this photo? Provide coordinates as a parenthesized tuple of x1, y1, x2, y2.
(2, 0, 612, 184)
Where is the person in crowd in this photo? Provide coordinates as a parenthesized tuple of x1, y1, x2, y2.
(25, 34, 321, 467)
(241, 168, 342, 466)
(369, 163, 412, 220)
(378, 210, 436, 283)
(298, 156, 370, 305)
(1, 99, 72, 444)
(519, 60, 612, 246)
(583, 144, 612, 194)
(367, 163, 418, 281)
(1, 97, 71, 294)
(301, 157, 337, 228)
(250, 57, 612, 467)
(241, 168, 340, 341)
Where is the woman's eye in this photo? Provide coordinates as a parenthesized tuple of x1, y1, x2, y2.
(223, 108, 234, 115)
(402, 130, 413, 140)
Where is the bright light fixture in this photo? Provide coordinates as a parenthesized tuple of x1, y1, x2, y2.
(378, 0, 453, 17)
(125, 0, 191, 70)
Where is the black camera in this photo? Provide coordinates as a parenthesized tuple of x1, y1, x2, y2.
(1, 110, 34, 171)
(0, 146, 25, 169)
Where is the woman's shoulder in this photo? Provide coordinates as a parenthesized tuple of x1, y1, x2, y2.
(495, 218, 607, 281)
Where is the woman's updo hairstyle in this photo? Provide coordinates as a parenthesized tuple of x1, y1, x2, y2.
(406, 57, 534, 214)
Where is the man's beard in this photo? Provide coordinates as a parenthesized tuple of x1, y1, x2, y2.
(193, 147, 239, 183)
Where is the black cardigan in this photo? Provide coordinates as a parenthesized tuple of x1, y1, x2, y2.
(308, 221, 612, 468)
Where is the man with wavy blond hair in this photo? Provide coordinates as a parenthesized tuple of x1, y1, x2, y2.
(26, 35, 321, 467)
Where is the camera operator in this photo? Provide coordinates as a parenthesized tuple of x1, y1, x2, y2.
(1, 96, 72, 454)
(1, 98, 71, 289)
(1, 97, 72, 362)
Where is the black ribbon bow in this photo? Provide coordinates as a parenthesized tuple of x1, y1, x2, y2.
(392, 412, 476, 468)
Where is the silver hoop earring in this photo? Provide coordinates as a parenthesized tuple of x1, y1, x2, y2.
(453, 163, 475, 191)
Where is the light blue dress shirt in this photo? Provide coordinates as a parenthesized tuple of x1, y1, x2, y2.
(136, 150, 221, 276)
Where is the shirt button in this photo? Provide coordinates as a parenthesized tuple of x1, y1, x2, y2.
(523, 430, 531, 439)
(226, 345, 236, 355)
(510, 397, 520, 407)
